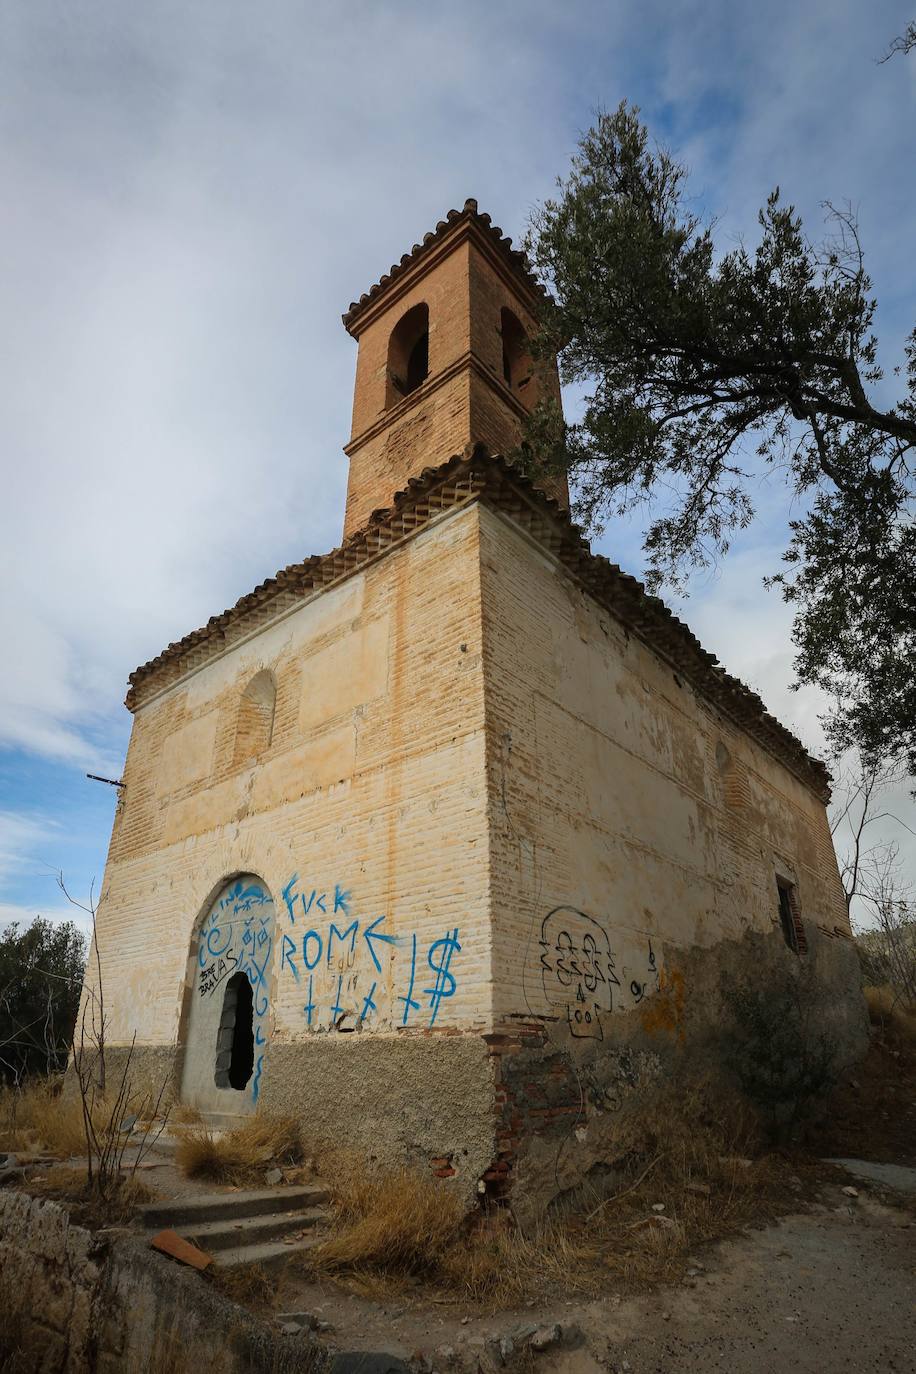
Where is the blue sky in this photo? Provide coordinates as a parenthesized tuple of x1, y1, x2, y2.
(1, 0, 914, 934)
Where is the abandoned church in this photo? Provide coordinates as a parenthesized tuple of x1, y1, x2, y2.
(83, 200, 867, 1215)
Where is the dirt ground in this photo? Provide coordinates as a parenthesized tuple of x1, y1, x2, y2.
(271, 1170, 915, 1373)
(4, 1026, 915, 1372)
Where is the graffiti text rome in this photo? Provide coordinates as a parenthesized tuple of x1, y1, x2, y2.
(279, 876, 461, 1030)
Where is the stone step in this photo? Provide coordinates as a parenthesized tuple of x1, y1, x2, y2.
(141, 1183, 329, 1228)
(165, 1207, 326, 1253)
(210, 1235, 322, 1271)
(199, 1112, 251, 1132)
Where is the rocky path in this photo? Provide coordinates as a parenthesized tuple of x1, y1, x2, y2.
(277, 1167, 915, 1374)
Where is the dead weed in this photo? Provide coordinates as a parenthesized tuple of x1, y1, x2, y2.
(863, 984, 916, 1044)
(299, 1082, 813, 1306)
(0, 1078, 101, 1158)
(208, 1261, 279, 1312)
(27, 1165, 156, 1226)
(175, 1113, 304, 1184)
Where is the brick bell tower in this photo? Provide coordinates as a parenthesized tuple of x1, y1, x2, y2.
(341, 198, 569, 538)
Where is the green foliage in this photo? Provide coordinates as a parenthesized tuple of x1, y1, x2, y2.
(520, 103, 916, 775)
(0, 917, 86, 1084)
(719, 963, 839, 1141)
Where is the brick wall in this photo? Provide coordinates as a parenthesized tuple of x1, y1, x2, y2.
(477, 503, 852, 1033)
(88, 506, 494, 1054)
(342, 233, 567, 539)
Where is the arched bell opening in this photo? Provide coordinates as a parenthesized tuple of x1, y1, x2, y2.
(386, 302, 429, 408)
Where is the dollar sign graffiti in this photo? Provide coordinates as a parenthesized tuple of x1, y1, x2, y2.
(424, 928, 461, 1025)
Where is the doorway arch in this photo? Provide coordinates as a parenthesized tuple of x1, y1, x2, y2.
(180, 875, 276, 1114)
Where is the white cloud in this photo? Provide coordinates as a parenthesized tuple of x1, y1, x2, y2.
(0, 812, 59, 886)
(0, 1, 912, 908)
(0, 901, 91, 938)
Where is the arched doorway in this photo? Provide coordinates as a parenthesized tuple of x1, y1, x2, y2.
(180, 875, 276, 1115)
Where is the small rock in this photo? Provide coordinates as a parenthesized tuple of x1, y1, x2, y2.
(529, 1325, 561, 1352)
(265, 1167, 283, 1185)
(842, 1185, 859, 1198)
(651, 1202, 666, 1212)
(316, 1320, 333, 1333)
(499, 1337, 515, 1361)
(685, 1182, 711, 1196)
(278, 1312, 319, 1330)
(460, 1316, 470, 1325)
(511, 1324, 537, 1342)
(436, 1348, 455, 1362)
(280, 1322, 303, 1335)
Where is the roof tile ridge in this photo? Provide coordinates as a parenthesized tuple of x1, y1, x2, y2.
(342, 200, 544, 330)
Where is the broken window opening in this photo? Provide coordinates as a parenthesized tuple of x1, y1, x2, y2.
(214, 971, 255, 1091)
(776, 878, 807, 955)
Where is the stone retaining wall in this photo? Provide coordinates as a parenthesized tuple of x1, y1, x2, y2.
(0, 1191, 326, 1373)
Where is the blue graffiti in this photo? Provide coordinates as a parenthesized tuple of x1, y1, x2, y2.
(196, 881, 275, 1104)
(424, 929, 461, 1026)
(399, 933, 421, 1025)
(361, 982, 378, 1021)
(363, 914, 397, 972)
(278, 876, 464, 1031)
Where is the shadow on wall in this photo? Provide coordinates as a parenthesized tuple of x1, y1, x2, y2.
(499, 923, 868, 1224)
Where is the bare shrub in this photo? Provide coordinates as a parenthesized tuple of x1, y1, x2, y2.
(862, 984, 916, 1043)
(28, 1165, 156, 1226)
(719, 963, 839, 1141)
(58, 874, 170, 1209)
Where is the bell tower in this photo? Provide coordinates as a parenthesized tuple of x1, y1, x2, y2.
(341, 199, 568, 539)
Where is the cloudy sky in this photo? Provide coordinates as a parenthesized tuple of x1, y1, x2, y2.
(1, 0, 914, 935)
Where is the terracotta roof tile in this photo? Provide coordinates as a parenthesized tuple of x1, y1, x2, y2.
(126, 447, 830, 799)
(341, 199, 545, 334)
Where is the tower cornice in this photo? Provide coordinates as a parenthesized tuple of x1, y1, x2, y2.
(342, 199, 546, 338)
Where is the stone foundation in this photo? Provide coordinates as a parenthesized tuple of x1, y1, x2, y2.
(259, 1031, 498, 1199)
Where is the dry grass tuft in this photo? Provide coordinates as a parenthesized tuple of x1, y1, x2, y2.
(175, 1113, 304, 1184)
(310, 1163, 465, 1275)
(0, 1078, 99, 1157)
(171, 1102, 204, 1125)
(863, 984, 916, 1043)
(208, 1261, 279, 1312)
(300, 1080, 808, 1307)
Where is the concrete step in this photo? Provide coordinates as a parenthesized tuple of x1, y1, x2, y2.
(170, 1207, 326, 1253)
(210, 1235, 322, 1271)
(141, 1183, 329, 1229)
(199, 1112, 250, 1132)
